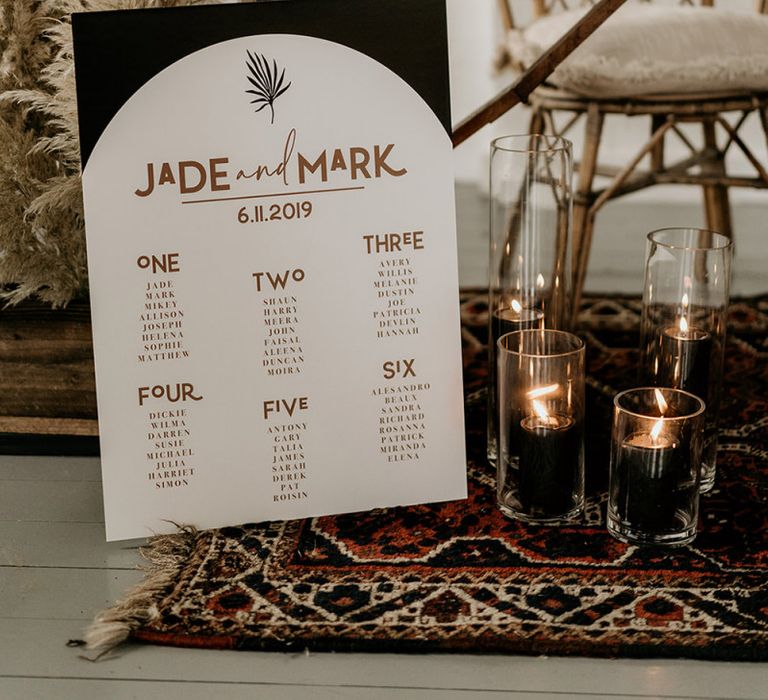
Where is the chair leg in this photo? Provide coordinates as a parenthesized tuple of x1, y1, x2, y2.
(650, 114, 666, 172)
(701, 120, 733, 239)
(703, 184, 732, 239)
(758, 101, 768, 164)
(529, 107, 545, 135)
(571, 103, 604, 326)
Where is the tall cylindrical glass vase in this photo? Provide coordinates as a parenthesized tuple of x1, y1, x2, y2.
(487, 135, 573, 466)
(640, 228, 732, 492)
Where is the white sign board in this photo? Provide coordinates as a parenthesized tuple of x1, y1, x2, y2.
(74, 2, 466, 541)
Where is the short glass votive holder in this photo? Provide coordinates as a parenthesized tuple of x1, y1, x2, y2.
(607, 387, 705, 547)
(640, 227, 731, 492)
(497, 329, 585, 524)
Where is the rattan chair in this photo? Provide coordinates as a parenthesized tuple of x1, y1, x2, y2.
(496, 0, 768, 318)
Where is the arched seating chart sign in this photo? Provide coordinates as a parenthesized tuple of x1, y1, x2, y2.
(73, 0, 467, 540)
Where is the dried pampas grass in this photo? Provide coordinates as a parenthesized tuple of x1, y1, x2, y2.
(0, 0, 226, 307)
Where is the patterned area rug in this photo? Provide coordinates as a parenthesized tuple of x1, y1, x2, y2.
(90, 294, 768, 660)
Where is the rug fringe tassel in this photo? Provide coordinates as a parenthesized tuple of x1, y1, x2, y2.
(84, 524, 199, 658)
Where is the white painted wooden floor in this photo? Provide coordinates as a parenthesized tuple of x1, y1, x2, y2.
(3, 456, 768, 700)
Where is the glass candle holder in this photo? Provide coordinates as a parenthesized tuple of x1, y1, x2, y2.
(497, 329, 585, 524)
(639, 228, 731, 492)
(487, 135, 573, 466)
(608, 387, 705, 547)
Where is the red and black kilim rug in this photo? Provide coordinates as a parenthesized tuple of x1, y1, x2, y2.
(91, 294, 768, 660)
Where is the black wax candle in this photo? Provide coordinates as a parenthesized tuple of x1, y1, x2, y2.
(659, 324, 711, 401)
(613, 431, 690, 532)
(491, 306, 545, 347)
(517, 414, 581, 517)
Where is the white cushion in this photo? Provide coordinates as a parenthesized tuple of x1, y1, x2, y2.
(508, 5, 768, 98)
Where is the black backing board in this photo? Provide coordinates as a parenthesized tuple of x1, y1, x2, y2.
(73, 0, 451, 168)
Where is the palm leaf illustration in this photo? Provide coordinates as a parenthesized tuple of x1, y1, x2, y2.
(245, 51, 291, 124)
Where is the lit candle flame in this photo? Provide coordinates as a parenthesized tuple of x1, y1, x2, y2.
(536, 273, 545, 288)
(679, 293, 691, 335)
(650, 418, 664, 444)
(532, 399, 550, 421)
(511, 298, 522, 314)
(650, 389, 667, 445)
(527, 383, 559, 399)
